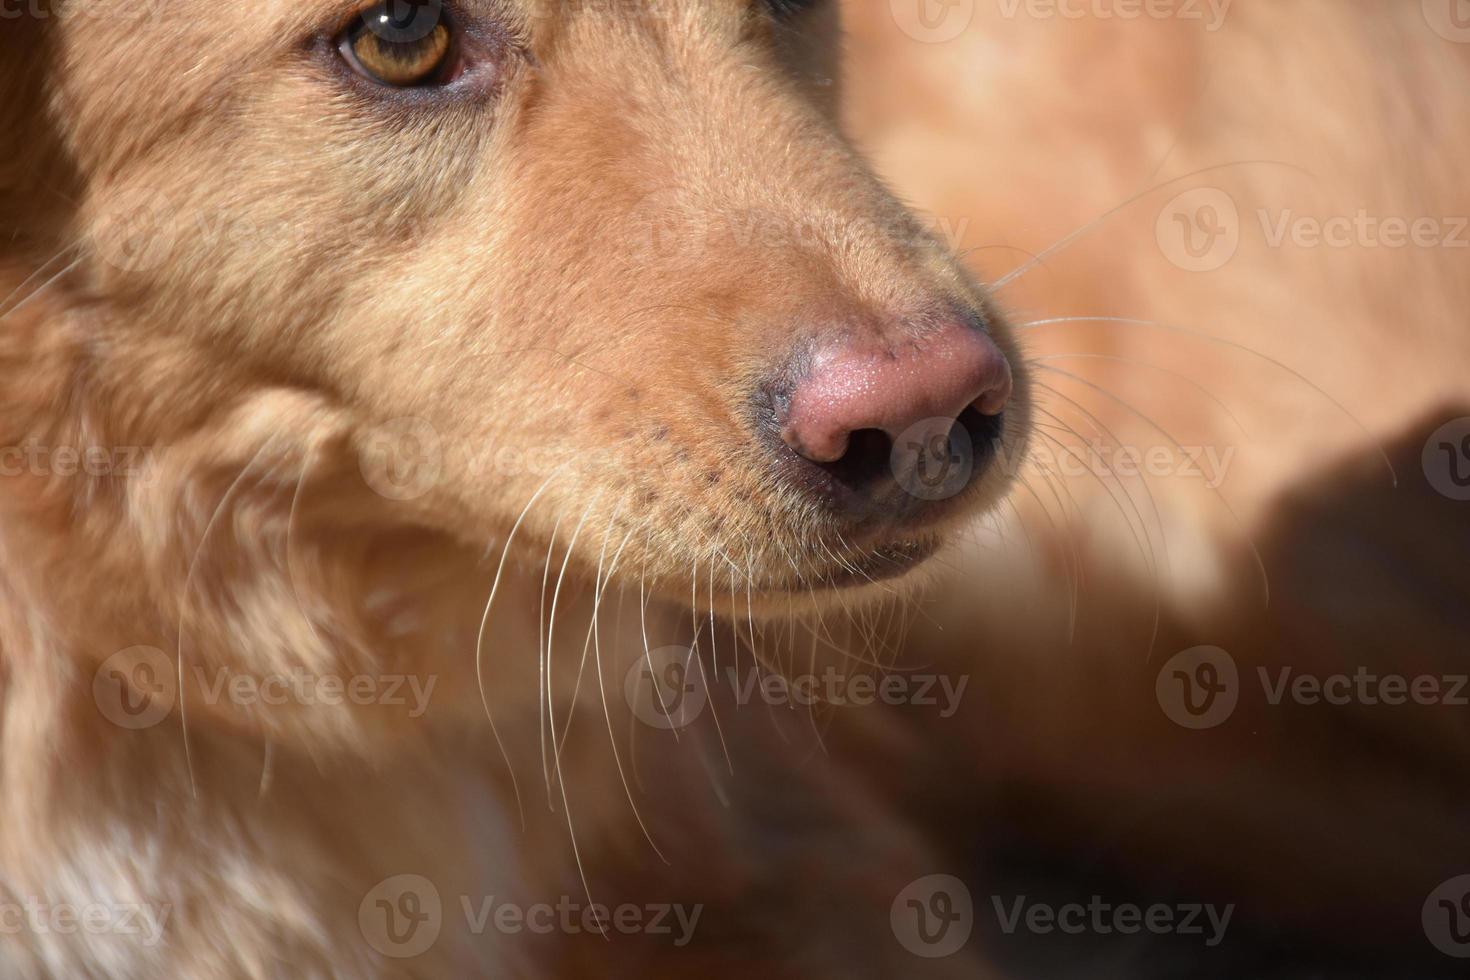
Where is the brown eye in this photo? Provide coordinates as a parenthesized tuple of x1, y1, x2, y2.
(339, 0, 453, 87)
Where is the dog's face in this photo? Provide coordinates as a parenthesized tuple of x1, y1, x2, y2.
(10, 0, 1028, 613)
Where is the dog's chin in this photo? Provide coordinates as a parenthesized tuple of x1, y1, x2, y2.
(704, 534, 943, 621)
(688, 463, 1023, 619)
(768, 466, 1020, 602)
(776, 536, 941, 592)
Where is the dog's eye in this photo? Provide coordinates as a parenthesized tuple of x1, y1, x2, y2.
(338, 0, 454, 87)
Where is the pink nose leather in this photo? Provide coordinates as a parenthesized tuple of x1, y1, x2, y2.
(780, 321, 1013, 464)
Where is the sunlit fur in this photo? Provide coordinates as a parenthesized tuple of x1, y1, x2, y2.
(2, 0, 1464, 976)
(0, 1, 1027, 975)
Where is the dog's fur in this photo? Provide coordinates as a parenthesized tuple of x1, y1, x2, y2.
(1, 0, 1466, 977)
(0, 1, 1030, 975)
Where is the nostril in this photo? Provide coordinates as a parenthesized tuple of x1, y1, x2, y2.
(774, 407, 1007, 519)
(824, 426, 894, 489)
(884, 407, 1005, 502)
(961, 405, 1006, 453)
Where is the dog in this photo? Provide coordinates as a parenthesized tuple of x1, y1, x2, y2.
(0, 1, 1032, 975)
(5, 0, 1468, 976)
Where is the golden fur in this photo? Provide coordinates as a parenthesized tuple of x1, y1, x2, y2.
(0, 0, 1465, 976)
(1, 2, 1027, 975)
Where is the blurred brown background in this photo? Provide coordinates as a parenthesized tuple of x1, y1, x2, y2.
(822, 3, 1470, 975)
(841, 1, 1468, 607)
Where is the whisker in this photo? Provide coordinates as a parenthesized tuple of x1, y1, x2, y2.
(990, 160, 1314, 292)
(1031, 395, 1168, 581)
(1, 253, 83, 322)
(559, 494, 631, 749)
(537, 515, 563, 809)
(638, 560, 680, 745)
(177, 437, 280, 799)
(544, 496, 603, 931)
(1027, 351, 1249, 437)
(1026, 460, 1087, 640)
(687, 638, 734, 777)
(1031, 424, 1162, 649)
(284, 430, 334, 673)
(0, 242, 81, 316)
(1032, 394, 1167, 636)
(1039, 364, 1270, 610)
(546, 495, 601, 791)
(586, 519, 670, 863)
(1018, 314, 1396, 486)
(476, 467, 565, 830)
(1009, 469, 1076, 636)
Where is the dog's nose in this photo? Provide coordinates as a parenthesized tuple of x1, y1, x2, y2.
(768, 317, 1014, 515)
(780, 321, 1013, 464)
